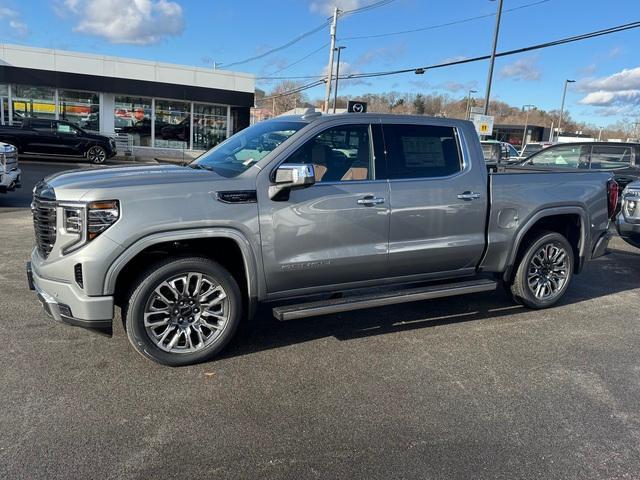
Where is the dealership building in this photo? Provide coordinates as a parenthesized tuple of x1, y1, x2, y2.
(0, 44, 255, 157)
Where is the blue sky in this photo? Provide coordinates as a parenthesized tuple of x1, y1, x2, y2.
(1, 0, 639, 127)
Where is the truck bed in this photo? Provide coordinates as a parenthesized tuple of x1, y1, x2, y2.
(481, 168, 613, 274)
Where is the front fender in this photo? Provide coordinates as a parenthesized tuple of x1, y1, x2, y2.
(103, 228, 262, 314)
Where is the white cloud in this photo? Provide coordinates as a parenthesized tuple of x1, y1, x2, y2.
(499, 57, 541, 81)
(578, 67, 640, 109)
(0, 7, 28, 37)
(57, 0, 184, 45)
(310, 0, 361, 15)
(579, 67, 640, 92)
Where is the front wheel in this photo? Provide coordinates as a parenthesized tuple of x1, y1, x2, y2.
(125, 257, 242, 366)
(509, 231, 574, 309)
(86, 145, 107, 164)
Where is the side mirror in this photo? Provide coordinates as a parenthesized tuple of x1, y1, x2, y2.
(269, 163, 315, 200)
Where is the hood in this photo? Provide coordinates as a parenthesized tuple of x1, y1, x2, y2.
(44, 164, 221, 200)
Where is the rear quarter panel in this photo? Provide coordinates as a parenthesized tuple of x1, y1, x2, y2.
(481, 169, 612, 273)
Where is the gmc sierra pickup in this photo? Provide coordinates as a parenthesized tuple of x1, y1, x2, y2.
(27, 112, 617, 366)
(0, 118, 116, 163)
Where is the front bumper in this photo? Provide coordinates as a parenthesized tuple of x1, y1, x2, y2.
(0, 168, 21, 193)
(616, 214, 640, 249)
(27, 261, 114, 335)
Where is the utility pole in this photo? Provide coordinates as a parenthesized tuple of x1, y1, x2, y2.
(466, 89, 477, 120)
(522, 104, 535, 147)
(333, 46, 346, 113)
(323, 7, 339, 113)
(557, 79, 575, 140)
(598, 126, 603, 141)
(483, 0, 504, 115)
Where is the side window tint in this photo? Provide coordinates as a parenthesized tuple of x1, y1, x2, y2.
(285, 124, 372, 182)
(384, 124, 462, 179)
(31, 120, 52, 133)
(590, 145, 632, 170)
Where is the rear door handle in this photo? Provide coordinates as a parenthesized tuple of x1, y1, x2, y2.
(357, 196, 385, 206)
(457, 191, 481, 200)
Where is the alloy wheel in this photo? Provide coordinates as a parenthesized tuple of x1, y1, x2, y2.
(143, 272, 229, 354)
(526, 243, 569, 300)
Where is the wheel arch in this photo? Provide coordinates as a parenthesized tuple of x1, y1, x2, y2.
(105, 228, 260, 319)
(502, 206, 589, 282)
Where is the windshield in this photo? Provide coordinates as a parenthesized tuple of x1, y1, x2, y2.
(191, 120, 305, 177)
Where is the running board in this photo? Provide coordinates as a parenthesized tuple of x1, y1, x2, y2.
(273, 279, 497, 321)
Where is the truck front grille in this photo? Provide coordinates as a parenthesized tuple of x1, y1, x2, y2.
(32, 182, 57, 259)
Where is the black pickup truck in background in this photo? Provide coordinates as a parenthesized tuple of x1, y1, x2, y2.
(0, 118, 116, 164)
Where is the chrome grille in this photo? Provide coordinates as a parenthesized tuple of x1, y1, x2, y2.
(32, 182, 57, 259)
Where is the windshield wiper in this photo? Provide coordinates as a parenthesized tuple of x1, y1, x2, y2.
(188, 163, 215, 171)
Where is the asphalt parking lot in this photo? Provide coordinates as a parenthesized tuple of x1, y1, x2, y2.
(1, 159, 640, 479)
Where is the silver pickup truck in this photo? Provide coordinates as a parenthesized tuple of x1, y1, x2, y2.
(0, 143, 21, 194)
(27, 112, 618, 366)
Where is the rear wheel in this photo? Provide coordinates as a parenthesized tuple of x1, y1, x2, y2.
(125, 257, 242, 366)
(86, 145, 107, 164)
(510, 231, 574, 309)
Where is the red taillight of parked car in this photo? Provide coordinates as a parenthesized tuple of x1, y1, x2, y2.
(607, 180, 619, 219)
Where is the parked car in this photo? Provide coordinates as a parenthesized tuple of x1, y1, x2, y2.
(0, 142, 21, 194)
(0, 118, 116, 164)
(480, 140, 520, 167)
(27, 112, 617, 366)
(519, 142, 640, 190)
(616, 181, 640, 248)
(519, 142, 554, 159)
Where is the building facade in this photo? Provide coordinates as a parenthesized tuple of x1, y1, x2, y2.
(0, 44, 254, 155)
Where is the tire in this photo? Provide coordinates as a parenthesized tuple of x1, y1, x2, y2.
(86, 145, 107, 164)
(125, 257, 242, 366)
(510, 231, 574, 309)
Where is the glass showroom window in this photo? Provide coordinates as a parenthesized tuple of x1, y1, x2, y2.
(0, 84, 8, 125)
(12, 85, 56, 122)
(193, 104, 228, 150)
(114, 96, 152, 147)
(59, 90, 99, 131)
(155, 100, 190, 149)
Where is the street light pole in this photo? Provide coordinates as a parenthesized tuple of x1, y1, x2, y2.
(466, 89, 477, 120)
(522, 104, 535, 147)
(483, 0, 504, 115)
(557, 79, 575, 140)
(332, 46, 346, 114)
(323, 7, 339, 113)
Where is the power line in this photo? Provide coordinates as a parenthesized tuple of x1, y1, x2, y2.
(223, 0, 395, 69)
(223, 20, 329, 68)
(342, 0, 550, 41)
(342, 0, 395, 15)
(257, 20, 640, 97)
(256, 43, 329, 79)
(345, 20, 640, 80)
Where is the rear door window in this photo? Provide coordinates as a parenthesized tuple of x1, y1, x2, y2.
(30, 119, 53, 133)
(382, 124, 462, 179)
(589, 145, 632, 170)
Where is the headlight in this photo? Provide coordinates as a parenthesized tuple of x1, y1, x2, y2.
(61, 200, 120, 254)
(623, 190, 640, 220)
(87, 200, 120, 239)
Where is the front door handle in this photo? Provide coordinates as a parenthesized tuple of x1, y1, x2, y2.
(457, 191, 481, 201)
(357, 195, 385, 206)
